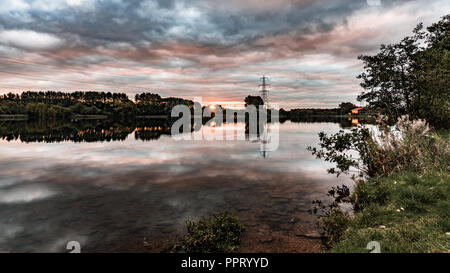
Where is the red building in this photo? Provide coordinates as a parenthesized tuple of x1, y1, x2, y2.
(350, 107, 364, 114)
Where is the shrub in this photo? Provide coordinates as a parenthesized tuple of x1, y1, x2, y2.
(310, 185, 352, 249)
(309, 115, 450, 252)
(367, 116, 449, 176)
(309, 115, 450, 178)
(177, 212, 245, 253)
(320, 209, 351, 249)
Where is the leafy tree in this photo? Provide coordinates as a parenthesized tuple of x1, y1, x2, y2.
(338, 102, 357, 114)
(244, 95, 264, 107)
(357, 14, 449, 128)
(412, 15, 450, 128)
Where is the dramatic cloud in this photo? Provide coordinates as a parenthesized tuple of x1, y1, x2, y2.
(0, 29, 65, 50)
(0, 0, 448, 108)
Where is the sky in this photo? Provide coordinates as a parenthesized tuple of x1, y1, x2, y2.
(0, 0, 448, 109)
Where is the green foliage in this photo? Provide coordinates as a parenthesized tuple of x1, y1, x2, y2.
(320, 209, 351, 249)
(0, 119, 174, 143)
(339, 102, 358, 114)
(309, 116, 450, 178)
(308, 126, 373, 177)
(177, 212, 245, 253)
(357, 14, 450, 129)
(310, 113, 449, 252)
(365, 117, 449, 176)
(24, 103, 73, 120)
(413, 37, 450, 128)
(135, 93, 162, 103)
(244, 95, 264, 107)
(289, 107, 342, 117)
(330, 172, 450, 253)
(135, 93, 193, 115)
(0, 91, 193, 120)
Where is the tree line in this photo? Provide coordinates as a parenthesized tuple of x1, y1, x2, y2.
(0, 119, 176, 143)
(281, 102, 360, 119)
(0, 91, 194, 120)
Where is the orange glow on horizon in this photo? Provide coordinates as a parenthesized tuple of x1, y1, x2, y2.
(206, 101, 246, 110)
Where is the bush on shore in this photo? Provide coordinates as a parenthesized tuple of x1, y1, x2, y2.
(309, 116, 449, 178)
(174, 212, 245, 253)
(309, 116, 450, 252)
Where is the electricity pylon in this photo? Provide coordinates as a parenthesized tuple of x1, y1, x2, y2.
(259, 75, 270, 107)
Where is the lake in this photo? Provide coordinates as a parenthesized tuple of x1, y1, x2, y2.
(0, 119, 356, 253)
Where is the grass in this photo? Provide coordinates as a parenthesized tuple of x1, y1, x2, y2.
(312, 118, 450, 253)
(174, 212, 245, 253)
(327, 172, 450, 253)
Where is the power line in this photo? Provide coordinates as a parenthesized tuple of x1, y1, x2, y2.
(259, 75, 270, 107)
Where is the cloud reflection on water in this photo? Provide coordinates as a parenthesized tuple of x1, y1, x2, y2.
(0, 121, 353, 252)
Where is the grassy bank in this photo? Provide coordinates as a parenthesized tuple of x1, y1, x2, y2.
(311, 118, 449, 253)
(328, 171, 449, 252)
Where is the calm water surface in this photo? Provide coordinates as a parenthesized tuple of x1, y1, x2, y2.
(0, 121, 353, 252)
